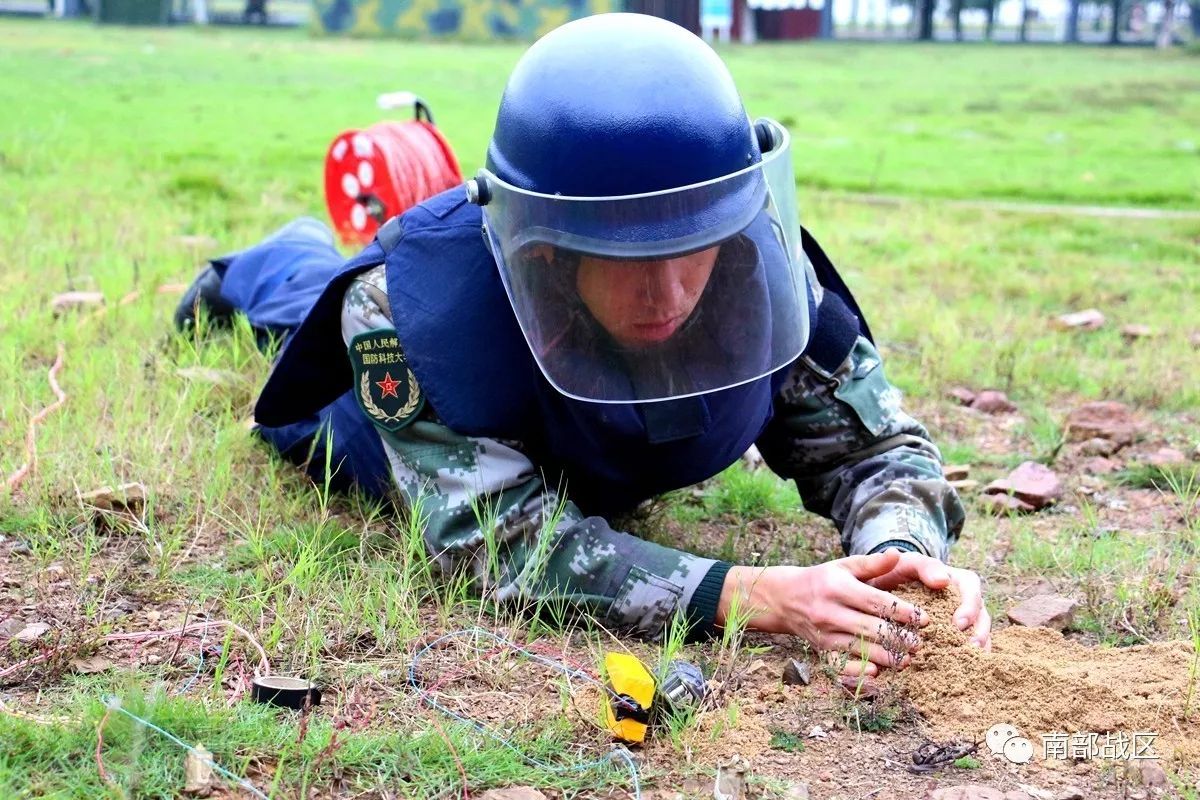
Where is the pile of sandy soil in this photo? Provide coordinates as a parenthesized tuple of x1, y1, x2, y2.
(891, 585, 1200, 765)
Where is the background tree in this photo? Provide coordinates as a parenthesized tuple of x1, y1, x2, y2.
(1109, 0, 1121, 41)
(918, 0, 936, 38)
(1065, 0, 1081, 40)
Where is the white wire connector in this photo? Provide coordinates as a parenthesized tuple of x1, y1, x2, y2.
(377, 91, 419, 111)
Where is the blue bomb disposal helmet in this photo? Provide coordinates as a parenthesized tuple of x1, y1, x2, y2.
(467, 13, 810, 404)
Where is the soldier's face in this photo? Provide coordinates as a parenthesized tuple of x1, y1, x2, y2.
(575, 247, 719, 349)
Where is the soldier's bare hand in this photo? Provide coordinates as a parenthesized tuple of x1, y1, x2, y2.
(718, 551, 929, 672)
(865, 549, 991, 650)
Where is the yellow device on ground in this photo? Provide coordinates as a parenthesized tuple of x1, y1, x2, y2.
(603, 652, 655, 743)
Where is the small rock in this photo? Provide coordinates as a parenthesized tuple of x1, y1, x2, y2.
(970, 390, 1018, 414)
(930, 786, 1005, 800)
(1007, 595, 1078, 630)
(1016, 786, 1054, 800)
(78, 482, 147, 512)
(51, 291, 105, 317)
(782, 658, 812, 686)
(714, 754, 749, 800)
(680, 778, 703, 795)
(14, 622, 51, 642)
(183, 743, 215, 796)
(984, 461, 1061, 510)
(1082, 457, 1120, 475)
(1079, 437, 1118, 456)
(1137, 759, 1167, 788)
(1145, 447, 1187, 468)
(44, 563, 66, 580)
(948, 386, 977, 406)
(817, 771, 832, 783)
(0, 617, 25, 638)
(70, 654, 113, 674)
(1052, 308, 1105, 331)
(943, 464, 971, 481)
(781, 783, 809, 800)
(478, 789, 548, 800)
(744, 658, 768, 675)
(950, 479, 980, 492)
(1057, 788, 1084, 800)
(1065, 401, 1143, 447)
(807, 725, 828, 739)
(980, 493, 1037, 515)
(1120, 324, 1154, 341)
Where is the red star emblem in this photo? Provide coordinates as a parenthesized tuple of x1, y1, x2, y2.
(375, 372, 402, 399)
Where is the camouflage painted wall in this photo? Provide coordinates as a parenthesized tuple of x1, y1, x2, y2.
(314, 0, 621, 38)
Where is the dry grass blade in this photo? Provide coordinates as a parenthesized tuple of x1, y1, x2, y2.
(5, 342, 67, 493)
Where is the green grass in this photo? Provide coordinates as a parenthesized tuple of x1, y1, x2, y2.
(0, 689, 625, 799)
(767, 728, 805, 753)
(1, 18, 1199, 797)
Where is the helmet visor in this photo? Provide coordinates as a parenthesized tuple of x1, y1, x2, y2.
(481, 118, 809, 404)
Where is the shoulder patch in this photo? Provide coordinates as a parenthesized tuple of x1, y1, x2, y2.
(348, 329, 425, 432)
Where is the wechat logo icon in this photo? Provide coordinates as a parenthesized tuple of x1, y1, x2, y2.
(987, 723, 1034, 764)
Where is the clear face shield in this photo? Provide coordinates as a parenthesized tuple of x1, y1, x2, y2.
(476, 118, 808, 404)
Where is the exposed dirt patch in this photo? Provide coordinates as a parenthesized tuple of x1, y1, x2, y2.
(893, 585, 1200, 766)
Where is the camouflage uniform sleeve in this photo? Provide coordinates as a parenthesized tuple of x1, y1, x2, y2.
(340, 265, 727, 640)
(755, 335, 965, 561)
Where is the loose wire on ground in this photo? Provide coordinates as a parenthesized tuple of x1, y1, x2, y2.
(409, 628, 642, 800)
(99, 695, 269, 800)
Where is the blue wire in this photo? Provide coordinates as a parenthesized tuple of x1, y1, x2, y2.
(101, 627, 640, 799)
(175, 629, 208, 696)
(99, 695, 269, 800)
(408, 628, 642, 800)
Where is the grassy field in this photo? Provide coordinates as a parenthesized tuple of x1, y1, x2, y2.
(1, 18, 1200, 800)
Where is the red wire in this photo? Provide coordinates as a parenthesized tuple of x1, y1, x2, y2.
(371, 121, 459, 233)
(374, 121, 461, 209)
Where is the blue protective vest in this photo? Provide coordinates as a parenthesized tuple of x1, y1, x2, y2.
(255, 187, 871, 516)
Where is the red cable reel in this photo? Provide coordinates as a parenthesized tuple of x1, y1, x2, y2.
(324, 94, 463, 246)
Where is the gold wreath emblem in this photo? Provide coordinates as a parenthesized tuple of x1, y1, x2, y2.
(360, 370, 421, 424)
